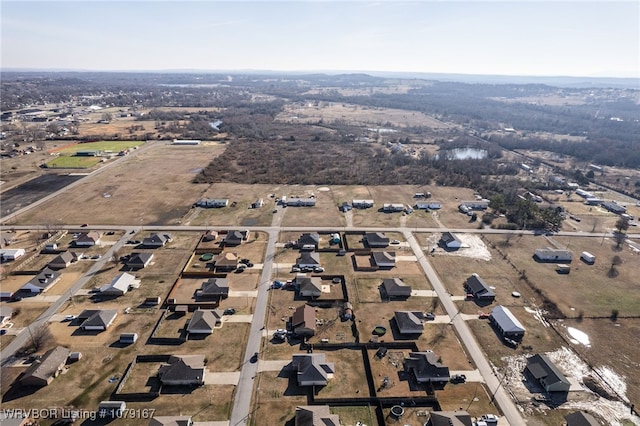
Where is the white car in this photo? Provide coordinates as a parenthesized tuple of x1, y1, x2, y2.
(64, 315, 77, 321)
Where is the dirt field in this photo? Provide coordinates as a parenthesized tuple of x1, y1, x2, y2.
(15, 142, 227, 225)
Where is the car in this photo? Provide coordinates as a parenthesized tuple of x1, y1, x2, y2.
(246, 262, 254, 268)
(235, 266, 246, 273)
(273, 209, 278, 213)
(478, 312, 490, 319)
(91, 255, 101, 259)
(0, 329, 7, 335)
(250, 352, 259, 363)
(313, 267, 325, 272)
(239, 258, 251, 264)
(391, 239, 400, 244)
(64, 315, 77, 322)
(450, 374, 466, 384)
(223, 308, 236, 315)
(337, 249, 346, 256)
(291, 267, 301, 272)
(511, 291, 521, 298)
(424, 312, 436, 321)
(80, 224, 88, 227)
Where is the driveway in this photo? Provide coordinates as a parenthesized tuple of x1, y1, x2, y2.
(204, 371, 240, 385)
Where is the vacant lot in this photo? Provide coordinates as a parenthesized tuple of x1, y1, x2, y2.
(16, 142, 227, 225)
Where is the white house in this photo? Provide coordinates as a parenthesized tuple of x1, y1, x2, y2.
(99, 272, 139, 296)
(534, 248, 573, 262)
(0, 248, 26, 261)
(440, 232, 462, 249)
(352, 199, 374, 209)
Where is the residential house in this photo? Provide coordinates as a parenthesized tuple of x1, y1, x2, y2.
(98, 401, 127, 418)
(99, 272, 139, 296)
(564, 411, 601, 426)
(295, 406, 340, 426)
(195, 198, 228, 208)
(458, 200, 490, 210)
(295, 274, 323, 298)
(126, 252, 154, 269)
(371, 251, 395, 269)
(296, 252, 321, 269)
(286, 197, 316, 207)
(440, 232, 462, 250)
(19, 346, 70, 387)
(601, 201, 627, 215)
(142, 233, 172, 248)
(291, 353, 335, 386)
(47, 251, 77, 270)
(404, 351, 450, 386)
(212, 252, 238, 272)
(223, 230, 248, 246)
(534, 248, 573, 262)
(75, 231, 101, 247)
(425, 411, 473, 426)
(0, 306, 14, 326)
(0, 248, 26, 261)
(383, 203, 405, 212)
(464, 274, 496, 301)
(297, 232, 320, 250)
(364, 232, 389, 248)
(394, 311, 424, 335)
(43, 243, 58, 253)
(525, 353, 571, 392)
(78, 309, 118, 331)
(149, 416, 194, 426)
(352, 199, 374, 209)
(158, 355, 205, 386)
(381, 278, 412, 299)
(195, 278, 230, 300)
(252, 198, 264, 209)
(291, 304, 316, 338)
(187, 309, 222, 335)
(20, 267, 61, 294)
(489, 305, 526, 341)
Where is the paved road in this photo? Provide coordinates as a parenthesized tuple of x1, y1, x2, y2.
(404, 230, 525, 425)
(0, 227, 135, 367)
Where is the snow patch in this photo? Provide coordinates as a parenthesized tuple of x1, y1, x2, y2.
(567, 327, 591, 347)
(524, 306, 550, 327)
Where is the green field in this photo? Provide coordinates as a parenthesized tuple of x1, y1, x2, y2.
(56, 141, 145, 154)
(45, 156, 102, 168)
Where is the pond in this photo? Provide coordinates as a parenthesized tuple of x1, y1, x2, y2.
(436, 147, 488, 160)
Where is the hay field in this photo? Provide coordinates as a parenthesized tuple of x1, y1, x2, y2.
(16, 143, 227, 225)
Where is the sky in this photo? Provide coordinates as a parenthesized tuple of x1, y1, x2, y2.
(1, 0, 639, 78)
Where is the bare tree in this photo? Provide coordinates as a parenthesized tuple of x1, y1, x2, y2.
(27, 324, 53, 352)
(607, 255, 623, 278)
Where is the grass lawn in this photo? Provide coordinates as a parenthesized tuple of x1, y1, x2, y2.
(45, 156, 102, 168)
(54, 141, 145, 154)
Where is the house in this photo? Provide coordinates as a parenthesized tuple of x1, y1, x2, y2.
(440, 232, 462, 249)
(464, 274, 495, 301)
(295, 405, 340, 426)
(291, 304, 316, 338)
(20, 267, 61, 294)
(534, 248, 573, 262)
(296, 252, 321, 269)
(286, 197, 316, 207)
(119, 333, 138, 344)
(78, 309, 118, 331)
(601, 201, 627, 215)
(212, 252, 238, 271)
(383, 203, 405, 212)
(364, 232, 389, 248)
(43, 243, 58, 253)
(295, 274, 323, 298)
(425, 411, 473, 426)
(19, 346, 70, 387)
(149, 416, 194, 426)
(187, 309, 222, 334)
(47, 251, 77, 269)
(252, 198, 264, 209)
(195, 278, 230, 300)
(223, 230, 248, 246)
(0, 248, 26, 261)
(564, 411, 601, 426)
(525, 353, 571, 392)
(459, 200, 490, 210)
(126, 252, 154, 269)
(381, 278, 412, 298)
(142, 233, 172, 248)
(98, 401, 127, 418)
(415, 201, 442, 210)
(394, 311, 424, 335)
(99, 272, 139, 296)
(158, 355, 206, 386)
(291, 353, 335, 386)
(195, 198, 228, 208)
(352, 199, 374, 209)
(0, 306, 14, 326)
(489, 305, 526, 340)
(340, 202, 352, 212)
(75, 231, 101, 246)
(297, 233, 320, 250)
(404, 351, 450, 386)
(371, 251, 395, 269)
(172, 139, 201, 145)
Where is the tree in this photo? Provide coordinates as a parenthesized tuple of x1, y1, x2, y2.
(101, 112, 113, 122)
(607, 255, 622, 278)
(27, 324, 53, 352)
(489, 194, 506, 213)
(615, 216, 630, 233)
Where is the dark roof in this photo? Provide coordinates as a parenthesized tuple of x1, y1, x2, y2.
(295, 405, 340, 426)
(197, 278, 230, 297)
(564, 411, 601, 426)
(465, 274, 495, 298)
(297, 232, 320, 246)
(404, 351, 450, 383)
(440, 232, 461, 245)
(296, 252, 320, 266)
(78, 309, 118, 328)
(127, 252, 153, 266)
(394, 311, 423, 334)
(292, 353, 335, 386)
(48, 251, 76, 268)
(364, 232, 389, 246)
(526, 354, 570, 389)
(372, 251, 395, 266)
(187, 309, 221, 332)
(427, 411, 473, 426)
(223, 230, 247, 244)
(381, 278, 412, 296)
(292, 305, 316, 330)
(490, 305, 525, 334)
(158, 355, 205, 384)
(24, 267, 60, 290)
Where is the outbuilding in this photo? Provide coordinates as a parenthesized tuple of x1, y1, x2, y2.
(580, 252, 596, 264)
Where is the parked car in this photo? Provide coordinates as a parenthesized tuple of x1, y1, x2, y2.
(64, 315, 77, 322)
(80, 224, 88, 227)
(240, 258, 251, 264)
(450, 374, 466, 384)
(313, 267, 325, 272)
(223, 308, 236, 315)
(424, 312, 436, 321)
(250, 352, 259, 363)
(291, 267, 301, 272)
(391, 239, 400, 244)
(478, 312, 490, 319)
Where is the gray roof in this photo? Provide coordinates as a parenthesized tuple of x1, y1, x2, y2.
(127, 252, 153, 267)
(295, 405, 340, 426)
(365, 232, 389, 246)
(394, 311, 423, 334)
(296, 251, 320, 266)
(564, 411, 601, 426)
(187, 309, 221, 332)
(78, 309, 118, 329)
(158, 355, 205, 384)
(197, 278, 229, 297)
(427, 411, 473, 426)
(48, 251, 76, 268)
(297, 232, 320, 246)
(381, 278, 412, 297)
(465, 274, 495, 299)
(441, 232, 461, 245)
(404, 351, 450, 383)
(292, 353, 335, 386)
(297, 276, 323, 294)
(24, 267, 60, 291)
(20, 346, 70, 385)
(372, 251, 395, 266)
(526, 353, 570, 390)
(490, 305, 525, 334)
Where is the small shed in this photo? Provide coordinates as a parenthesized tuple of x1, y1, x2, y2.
(556, 264, 571, 274)
(144, 296, 161, 306)
(580, 252, 596, 264)
(119, 333, 138, 344)
(68, 352, 83, 363)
